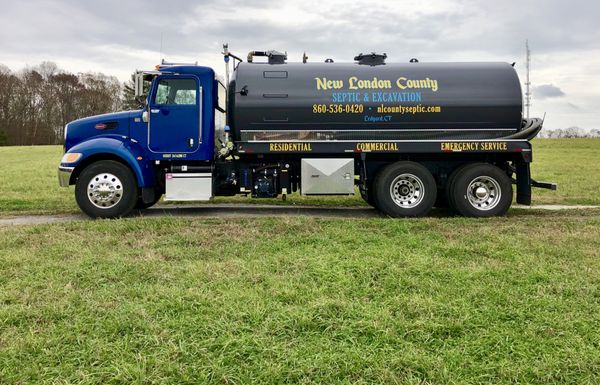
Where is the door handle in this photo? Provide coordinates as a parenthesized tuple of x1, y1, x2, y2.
(150, 109, 160, 113)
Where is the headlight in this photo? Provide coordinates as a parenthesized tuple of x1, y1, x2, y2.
(61, 153, 82, 164)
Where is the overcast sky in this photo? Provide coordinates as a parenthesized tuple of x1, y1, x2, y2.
(1, 0, 598, 130)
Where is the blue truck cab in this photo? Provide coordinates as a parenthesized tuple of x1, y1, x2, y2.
(59, 63, 227, 217)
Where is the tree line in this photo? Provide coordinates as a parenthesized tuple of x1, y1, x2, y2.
(538, 127, 600, 138)
(0, 62, 138, 146)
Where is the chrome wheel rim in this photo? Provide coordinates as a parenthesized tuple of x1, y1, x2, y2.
(390, 173, 425, 208)
(87, 173, 123, 209)
(466, 176, 501, 211)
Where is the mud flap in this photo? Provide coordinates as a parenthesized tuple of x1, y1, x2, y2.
(141, 187, 156, 204)
(515, 161, 531, 205)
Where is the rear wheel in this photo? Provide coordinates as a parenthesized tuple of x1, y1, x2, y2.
(75, 160, 138, 218)
(449, 163, 512, 217)
(373, 161, 437, 217)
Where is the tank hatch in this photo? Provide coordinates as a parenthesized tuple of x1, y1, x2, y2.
(354, 52, 387, 66)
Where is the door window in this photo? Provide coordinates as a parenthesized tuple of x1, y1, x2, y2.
(154, 78, 197, 105)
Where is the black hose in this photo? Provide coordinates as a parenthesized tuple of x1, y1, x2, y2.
(502, 118, 543, 140)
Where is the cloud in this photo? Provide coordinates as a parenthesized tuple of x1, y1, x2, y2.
(533, 84, 566, 99)
(0, 0, 598, 130)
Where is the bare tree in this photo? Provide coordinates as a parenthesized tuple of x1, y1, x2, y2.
(0, 62, 124, 145)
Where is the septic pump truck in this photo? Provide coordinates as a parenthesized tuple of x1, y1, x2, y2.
(58, 46, 555, 218)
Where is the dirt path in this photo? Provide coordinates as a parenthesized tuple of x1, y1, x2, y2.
(0, 204, 598, 226)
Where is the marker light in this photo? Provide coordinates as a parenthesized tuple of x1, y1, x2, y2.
(61, 153, 82, 164)
(95, 123, 107, 130)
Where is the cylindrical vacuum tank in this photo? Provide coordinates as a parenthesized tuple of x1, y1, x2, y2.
(229, 61, 523, 141)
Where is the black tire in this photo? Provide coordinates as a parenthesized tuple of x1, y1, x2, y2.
(372, 161, 437, 217)
(134, 192, 162, 210)
(449, 163, 512, 217)
(445, 163, 476, 212)
(75, 160, 138, 218)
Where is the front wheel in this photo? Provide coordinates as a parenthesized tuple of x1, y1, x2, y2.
(75, 160, 138, 218)
(373, 161, 437, 217)
(449, 163, 512, 217)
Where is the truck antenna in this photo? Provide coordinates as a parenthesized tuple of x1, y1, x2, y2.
(159, 32, 164, 62)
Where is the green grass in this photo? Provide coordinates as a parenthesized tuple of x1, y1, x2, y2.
(0, 142, 599, 383)
(1, 211, 599, 384)
(530, 138, 600, 205)
(0, 139, 599, 215)
(0, 146, 77, 215)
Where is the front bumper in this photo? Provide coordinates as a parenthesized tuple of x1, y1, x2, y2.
(58, 166, 74, 187)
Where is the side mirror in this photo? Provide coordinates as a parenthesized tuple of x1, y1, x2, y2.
(142, 109, 149, 123)
(134, 71, 144, 98)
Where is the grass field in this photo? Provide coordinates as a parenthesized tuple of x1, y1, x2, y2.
(1, 212, 599, 384)
(0, 140, 599, 384)
(530, 139, 600, 205)
(0, 139, 599, 215)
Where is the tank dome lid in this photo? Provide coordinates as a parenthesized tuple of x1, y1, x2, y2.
(354, 52, 387, 66)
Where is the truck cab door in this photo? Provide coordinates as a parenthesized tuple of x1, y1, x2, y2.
(148, 75, 202, 153)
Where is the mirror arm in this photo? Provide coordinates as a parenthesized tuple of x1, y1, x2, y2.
(141, 105, 149, 123)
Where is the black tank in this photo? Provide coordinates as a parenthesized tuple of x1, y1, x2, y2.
(229, 61, 523, 141)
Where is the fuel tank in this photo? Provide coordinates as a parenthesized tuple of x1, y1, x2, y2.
(229, 60, 523, 141)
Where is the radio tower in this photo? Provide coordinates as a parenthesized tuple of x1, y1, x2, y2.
(524, 39, 531, 119)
